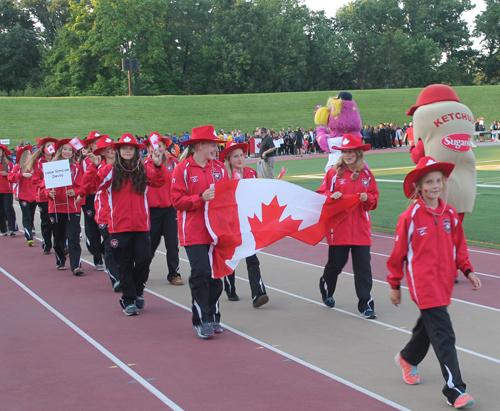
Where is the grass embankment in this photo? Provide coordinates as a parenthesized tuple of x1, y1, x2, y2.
(2, 85, 500, 146)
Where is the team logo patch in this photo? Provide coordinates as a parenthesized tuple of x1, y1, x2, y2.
(212, 170, 221, 181)
(110, 239, 119, 248)
(99, 223, 107, 230)
(190, 176, 198, 183)
(338, 179, 346, 185)
(166, 165, 173, 171)
(416, 227, 428, 236)
(50, 217, 55, 224)
(442, 219, 451, 233)
(21, 201, 27, 207)
(361, 178, 369, 187)
(86, 210, 93, 217)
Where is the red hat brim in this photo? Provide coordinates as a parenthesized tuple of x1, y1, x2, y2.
(403, 162, 455, 199)
(0, 144, 11, 156)
(16, 145, 33, 160)
(37, 137, 58, 149)
(54, 139, 73, 152)
(181, 136, 220, 146)
(219, 143, 248, 163)
(331, 143, 371, 151)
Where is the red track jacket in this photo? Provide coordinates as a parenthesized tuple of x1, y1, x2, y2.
(82, 162, 166, 233)
(171, 157, 229, 246)
(316, 166, 379, 246)
(144, 156, 178, 208)
(386, 198, 473, 309)
(31, 157, 50, 202)
(0, 161, 14, 194)
(8, 165, 36, 202)
(44, 162, 84, 214)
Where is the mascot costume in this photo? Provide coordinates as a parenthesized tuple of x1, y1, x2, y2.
(314, 92, 363, 172)
(407, 84, 476, 220)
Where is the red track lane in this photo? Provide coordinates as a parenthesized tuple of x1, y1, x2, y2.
(264, 232, 500, 309)
(1, 235, 401, 411)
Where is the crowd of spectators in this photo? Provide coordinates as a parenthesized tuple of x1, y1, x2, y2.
(360, 123, 412, 149)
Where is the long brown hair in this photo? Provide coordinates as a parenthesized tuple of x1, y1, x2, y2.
(112, 147, 146, 194)
(179, 144, 195, 162)
(18, 150, 31, 173)
(0, 149, 7, 172)
(53, 144, 75, 166)
(335, 150, 365, 180)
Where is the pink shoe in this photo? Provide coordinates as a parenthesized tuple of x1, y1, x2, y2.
(395, 353, 420, 385)
(447, 393, 475, 408)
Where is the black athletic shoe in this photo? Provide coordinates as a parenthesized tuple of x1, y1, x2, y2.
(226, 292, 240, 302)
(135, 296, 145, 309)
(194, 323, 215, 339)
(209, 321, 223, 333)
(360, 309, 377, 319)
(123, 304, 139, 316)
(323, 297, 335, 308)
(253, 293, 269, 308)
(43, 250, 50, 255)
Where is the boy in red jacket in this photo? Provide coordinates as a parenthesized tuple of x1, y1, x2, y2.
(387, 157, 481, 409)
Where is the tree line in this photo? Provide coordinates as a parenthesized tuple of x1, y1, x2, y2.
(1, 0, 499, 96)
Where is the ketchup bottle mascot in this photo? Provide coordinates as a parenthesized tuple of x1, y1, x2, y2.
(314, 92, 363, 172)
(407, 84, 476, 222)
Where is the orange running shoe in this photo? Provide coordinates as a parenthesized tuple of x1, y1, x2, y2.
(447, 393, 475, 408)
(395, 353, 420, 385)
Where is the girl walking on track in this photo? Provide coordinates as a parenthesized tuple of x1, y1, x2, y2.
(82, 134, 166, 316)
(45, 139, 84, 275)
(316, 134, 379, 319)
(8, 145, 36, 245)
(0, 144, 16, 236)
(27, 137, 58, 254)
(171, 125, 229, 339)
(219, 140, 269, 308)
(143, 132, 183, 286)
(80, 135, 121, 291)
(387, 156, 481, 409)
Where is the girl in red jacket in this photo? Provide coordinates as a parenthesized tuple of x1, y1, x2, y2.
(27, 137, 58, 253)
(45, 139, 84, 275)
(0, 144, 16, 236)
(80, 136, 121, 291)
(82, 134, 166, 316)
(219, 141, 268, 308)
(387, 157, 481, 409)
(8, 145, 36, 245)
(171, 125, 229, 339)
(144, 132, 183, 286)
(316, 134, 379, 319)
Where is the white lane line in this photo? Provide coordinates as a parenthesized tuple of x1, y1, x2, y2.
(256, 251, 500, 315)
(0, 265, 184, 411)
(144, 288, 412, 411)
(376, 179, 500, 188)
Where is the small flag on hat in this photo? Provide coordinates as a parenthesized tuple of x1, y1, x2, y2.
(278, 166, 287, 179)
(69, 137, 84, 151)
(46, 145, 55, 154)
(150, 133, 160, 150)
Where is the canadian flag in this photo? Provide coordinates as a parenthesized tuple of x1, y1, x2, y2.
(150, 134, 160, 149)
(69, 137, 84, 151)
(205, 179, 359, 278)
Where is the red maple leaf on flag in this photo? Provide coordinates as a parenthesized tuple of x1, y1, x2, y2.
(248, 196, 302, 249)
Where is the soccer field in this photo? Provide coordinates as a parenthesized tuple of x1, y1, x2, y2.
(251, 146, 500, 249)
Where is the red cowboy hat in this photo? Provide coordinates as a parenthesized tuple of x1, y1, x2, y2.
(92, 135, 114, 156)
(0, 144, 11, 156)
(84, 131, 103, 146)
(15, 145, 33, 161)
(331, 134, 371, 151)
(181, 125, 220, 146)
(406, 84, 460, 116)
(219, 141, 249, 163)
(37, 137, 58, 150)
(113, 133, 143, 150)
(54, 139, 74, 152)
(403, 156, 455, 199)
(143, 132, 171, 149)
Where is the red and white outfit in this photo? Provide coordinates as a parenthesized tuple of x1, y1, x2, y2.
(8, 158, 36, 242)
(0, 147, 16, 235)
(44, 161, 84, 271)
(386, 155, 474, 406)
(171, 127, 230, 331)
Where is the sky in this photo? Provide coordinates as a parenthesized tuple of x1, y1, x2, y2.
(303, 0, 487, 50)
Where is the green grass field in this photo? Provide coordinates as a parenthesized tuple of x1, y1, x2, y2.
(1, 85, 500, 146)
(1, 87, 499, 247)
(248, 146, 500, 249)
